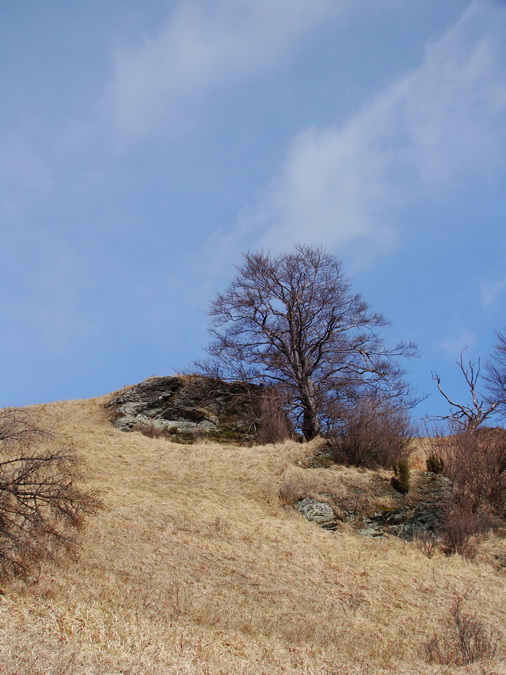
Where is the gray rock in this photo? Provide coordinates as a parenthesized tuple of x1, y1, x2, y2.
(295, 498, 338, 530)
(105, 375, 263, 442)
(358, 503, 444, 540)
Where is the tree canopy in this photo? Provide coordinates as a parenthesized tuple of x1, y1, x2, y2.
(201, 245, 417, 440)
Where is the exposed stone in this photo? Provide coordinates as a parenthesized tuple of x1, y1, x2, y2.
(353, 473, 452, 540)
(304, 448, 336, 469)
(295, 498, 338, 530)
(105, 375, 262, 442)
(295, 471, 453, 539)
(359, 503, 444, 540)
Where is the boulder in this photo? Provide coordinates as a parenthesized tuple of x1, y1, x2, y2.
(295, 498, 338, 530)
(105, 375, 262, 442)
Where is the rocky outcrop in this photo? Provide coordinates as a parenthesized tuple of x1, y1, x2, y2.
(105, 375, 262, 442)
(357, 501, 446, 539)
(292, 469, 452, 540)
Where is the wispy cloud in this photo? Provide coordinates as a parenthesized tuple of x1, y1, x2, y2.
(241, 0, 506, 257)
(481, 277, 506, 308)
(104, 0, 337, 143)
(439, 329, 477, 359)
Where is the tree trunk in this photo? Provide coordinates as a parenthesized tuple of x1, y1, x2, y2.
(300, 380, 321, 440)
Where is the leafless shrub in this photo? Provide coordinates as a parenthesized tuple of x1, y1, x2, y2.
(441, 428, 506, 513)
(424, 596, 501, 666)
(441, 501, 489, 558)
(255, 387, 293, 444)
(413, 530, 440, 559)
(327, 397, 414, 469)
(0, 408, 101, 578)
(430, 428, 506, 512)
(427, 428, 506, 558)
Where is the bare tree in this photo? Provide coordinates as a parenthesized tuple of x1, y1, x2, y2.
(430, 350, 501, 431)
(200, 245, 417, 440)
(0, 408, 101, 578)
(485, 330, 506, 417)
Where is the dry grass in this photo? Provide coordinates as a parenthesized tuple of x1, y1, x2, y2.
(0, 396, 504, 674)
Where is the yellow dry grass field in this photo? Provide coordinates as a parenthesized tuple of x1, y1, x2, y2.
(0, 396, 504, 674)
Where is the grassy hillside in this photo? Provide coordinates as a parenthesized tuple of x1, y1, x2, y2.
(0, 395, 504, 674)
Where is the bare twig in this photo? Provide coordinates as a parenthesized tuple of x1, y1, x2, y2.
(428, 350, 499, 430)
(0, 408, 101, 578)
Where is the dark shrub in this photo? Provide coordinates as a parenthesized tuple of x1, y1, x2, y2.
(391, 459, 411, 494)
(255, 387, 293, 444)
(327, 398, 413, 469)
(426, 454, 444, 474)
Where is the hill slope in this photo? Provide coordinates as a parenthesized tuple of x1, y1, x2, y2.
(0, 395, 504, 674)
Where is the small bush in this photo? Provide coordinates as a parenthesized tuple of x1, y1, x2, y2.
(391, 459, 411, 494)
(0, 408, 101, 578)
(413, 530, 440, 558)
(424, 596, 500, 666)
(432, 428, 506, 513)
(428, 428, 506, 557)
(442, 503, 480, 558)
(441, 499, 497, 559)
(426, 453, 444, 474)
(255, 387, 293, 444)
(327, 398, 413, 469)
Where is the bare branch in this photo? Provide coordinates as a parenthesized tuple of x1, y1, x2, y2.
(428, 350, 500, 431)
(0, 408, 102, 578)
(198, 245, 418, 440)
(485, 330, 506, 417)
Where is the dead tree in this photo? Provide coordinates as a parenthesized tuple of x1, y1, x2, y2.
(430, 351, 499, 431)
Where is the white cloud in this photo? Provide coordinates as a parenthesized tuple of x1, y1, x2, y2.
(481, 277, 506, 308)
(104, 0, 337, 142)
(243, 0, 506, 256)
(439, 329, 477, 358)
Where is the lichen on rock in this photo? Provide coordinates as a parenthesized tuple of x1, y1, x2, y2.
(295, 498, 338, 530)
(105, 374, 263, 442)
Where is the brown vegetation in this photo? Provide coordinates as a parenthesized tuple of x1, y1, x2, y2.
(0, 397, 504, 673)
(424, 595, 501, 666)
(254, 386, 293, 444)
(0, 408, 101, 578)
(326, 397, 413, 469)
(428, 428, 506, 557)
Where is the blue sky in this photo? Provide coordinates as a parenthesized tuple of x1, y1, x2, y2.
(1, 0, 505, 426)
